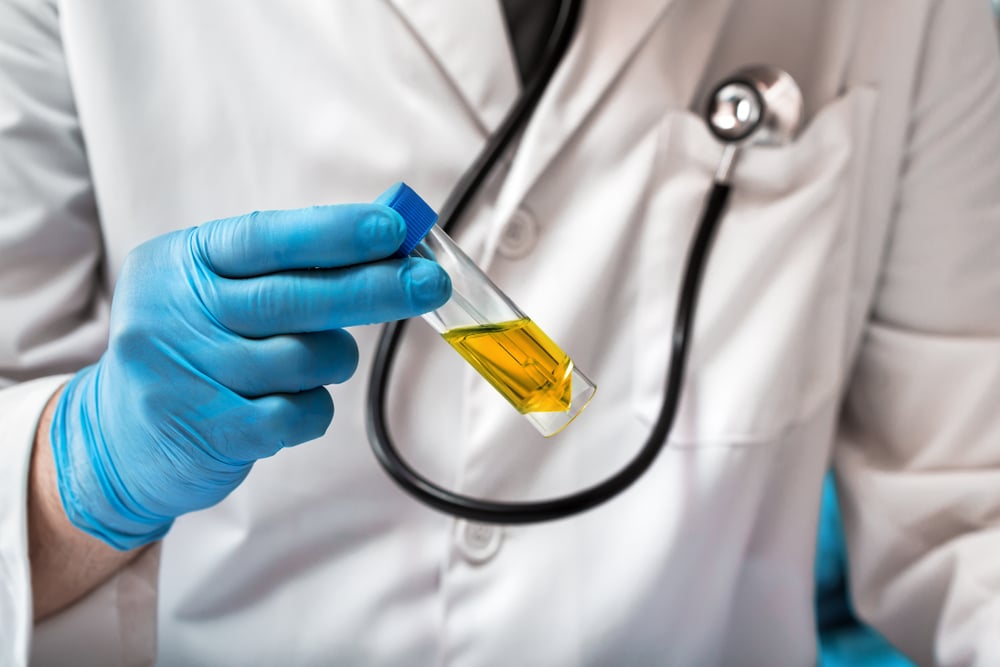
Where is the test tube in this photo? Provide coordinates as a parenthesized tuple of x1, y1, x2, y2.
(380, 182, 596, 437)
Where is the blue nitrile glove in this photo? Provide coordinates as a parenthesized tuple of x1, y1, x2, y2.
(815, 473, 915, 667)
(815, 474, 850, 629)
(50, 201, 451, 550)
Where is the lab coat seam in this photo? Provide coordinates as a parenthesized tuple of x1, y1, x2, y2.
(829, 86, 882, 437)
(864, 318, 1000, 345)
(834, 1, 863, 99)
(664, 390, 838, 450)
(638, 390, 843, 452)
(51, 0, 104, 235)
(856, 0, 937, 336)
(666, 408, 836, 450)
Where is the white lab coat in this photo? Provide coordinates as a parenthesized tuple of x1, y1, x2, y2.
(2, 1, 999, 665)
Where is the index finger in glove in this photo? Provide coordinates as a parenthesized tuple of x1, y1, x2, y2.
(202, 257, 452, 338)
(193, 204, 406, 277)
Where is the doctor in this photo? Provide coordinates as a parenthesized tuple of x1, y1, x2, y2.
(3, 1, 1000, 665)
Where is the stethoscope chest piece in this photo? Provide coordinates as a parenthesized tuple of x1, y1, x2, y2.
(705, 64, 805, 183)
(706, 64, 804, 147)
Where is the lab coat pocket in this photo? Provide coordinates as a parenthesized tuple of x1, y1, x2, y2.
(633, 86, 879, 443)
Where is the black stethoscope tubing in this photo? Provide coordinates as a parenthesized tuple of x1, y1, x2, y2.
(366, 0, 733, 524)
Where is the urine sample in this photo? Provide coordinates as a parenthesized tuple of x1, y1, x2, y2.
(443, 318, 572, 414)
(380, 182, 596, 437)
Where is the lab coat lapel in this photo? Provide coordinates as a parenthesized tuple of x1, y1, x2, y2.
(491, 0, 733, 225)
(386, 0, 521, 134)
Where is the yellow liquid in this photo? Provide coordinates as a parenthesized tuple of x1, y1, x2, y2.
(442, 318, 573, 414)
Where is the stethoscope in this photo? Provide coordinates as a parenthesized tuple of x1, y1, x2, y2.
(367, 0, 805, 524)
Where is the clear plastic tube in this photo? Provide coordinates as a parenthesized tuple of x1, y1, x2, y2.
(413, 227, 596, 436)
(384, 183, 596, 437)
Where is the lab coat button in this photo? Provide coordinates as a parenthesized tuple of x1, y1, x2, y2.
(456, 520, 503, 563)
(497, 209, 538, 259)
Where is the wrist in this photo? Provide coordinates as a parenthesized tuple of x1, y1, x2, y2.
(30, 386, 148, 620)
(49, 364, 172, 551)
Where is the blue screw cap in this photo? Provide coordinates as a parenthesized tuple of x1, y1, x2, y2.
(377, 182, 439, 259)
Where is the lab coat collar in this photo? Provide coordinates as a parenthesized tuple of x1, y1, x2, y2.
(498, 0, 749, 211)
(491, 0, 680, 216)
(386, 0, 521, 134)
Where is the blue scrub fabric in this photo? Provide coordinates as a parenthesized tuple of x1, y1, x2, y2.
(815, 474, 915, 667)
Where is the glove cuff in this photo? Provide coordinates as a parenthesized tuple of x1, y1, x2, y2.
(49, 364, 173, 551)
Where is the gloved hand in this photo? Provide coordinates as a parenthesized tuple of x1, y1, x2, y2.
(50, 201, 451, 550)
